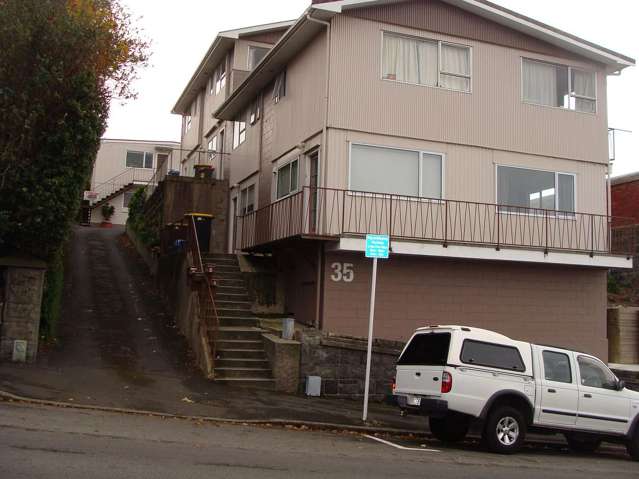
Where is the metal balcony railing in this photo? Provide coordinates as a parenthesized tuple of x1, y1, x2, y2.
(235, 187, 635, 257)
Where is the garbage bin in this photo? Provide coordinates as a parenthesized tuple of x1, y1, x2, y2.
(185, 213, 213, 253)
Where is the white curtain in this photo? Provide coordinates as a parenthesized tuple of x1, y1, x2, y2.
(416, 40, 438, 86)
(523, 59, 557, 107)
(440, 44, 470, 91)
(383, 34, 437, 85)
(572, 69, 596, 112)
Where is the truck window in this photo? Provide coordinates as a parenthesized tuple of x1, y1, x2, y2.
(397, 333, 451, 366)
(542, 350, 572, 383)
(577, 356, 617, 390)
(460, 340, 525, 372)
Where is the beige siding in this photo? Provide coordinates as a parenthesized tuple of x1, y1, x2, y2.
(328, 14, 609, 165)
(228, 106, 261, 187)
(202, 53, 230, 136)
(322, 251, 609, 360)
(180, 91, 204, 154)
(327, 129, 607, 215)
(233, 39, 277, 72)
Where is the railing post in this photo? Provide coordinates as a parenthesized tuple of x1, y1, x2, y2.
(341, 190, 345, 235)
(443, 200, 448, 248)
(544, 210, 549, 255)
(388, 195, 393, 238)
(495, 205, 500, 251)
(590, 215, 595, 257)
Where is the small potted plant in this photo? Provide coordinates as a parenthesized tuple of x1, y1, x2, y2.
(100, 203, 115, 228)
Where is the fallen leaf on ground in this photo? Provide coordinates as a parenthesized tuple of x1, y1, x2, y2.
(181, 397, 195, 404)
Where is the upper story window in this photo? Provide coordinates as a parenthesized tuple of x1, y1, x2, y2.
(233, 116, 246, 149)
(273, 70, 286, 104)
(349, 144, 443, 199)
(382, 33, 471, 92)
(276, 158, 298, 199)
(249, 97, 261, 125)
(185, 98, 198, 132)
(522, 58, 596, 113)
(248, 46, 269, 70)
(126, 151, 154, 169)
(497, 165, 575, 215)
(185, 115, 192, 132)
(212, 59, 227, 95)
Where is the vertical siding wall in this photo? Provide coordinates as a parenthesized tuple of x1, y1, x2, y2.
(322, 251, 609, 359)
(327, 11, 609, 166)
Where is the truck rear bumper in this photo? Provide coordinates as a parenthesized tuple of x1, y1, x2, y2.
(395, 395, 448, 417)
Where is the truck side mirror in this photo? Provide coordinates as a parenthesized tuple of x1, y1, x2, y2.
(617, 379, 625, 391)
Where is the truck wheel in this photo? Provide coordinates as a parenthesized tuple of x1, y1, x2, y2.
(564, 434, 601, 454)
(627, 432, 639, 461)
(429, 414, 469, 443)
(482, 406, 526, 454)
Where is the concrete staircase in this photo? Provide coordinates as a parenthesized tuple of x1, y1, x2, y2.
(202, 253, 274, 388)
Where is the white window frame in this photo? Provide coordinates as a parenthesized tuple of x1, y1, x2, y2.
(125, 150, 154, 170)
(273, 70, 286, 104)
(233, 118, 246, 149)
(249, 96, 261, 125)
(274, 158, 299, 200)
(207, 136, 217, 162)
(347, 142, 445, 201)
(521, 58, 597, 114)
(239, 183, 256, 215)
(495, 164, 577, 218)
(185, 115, 192, 132)
(380, 31, 472, 94)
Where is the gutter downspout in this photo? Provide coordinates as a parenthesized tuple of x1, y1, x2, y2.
(306, 12, 331, 332)
(306, 13, 331, 190)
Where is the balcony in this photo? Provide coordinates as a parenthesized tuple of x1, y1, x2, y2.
(234, 187, 634, 265)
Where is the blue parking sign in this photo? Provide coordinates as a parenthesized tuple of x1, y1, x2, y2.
(365, 234, 389, 259)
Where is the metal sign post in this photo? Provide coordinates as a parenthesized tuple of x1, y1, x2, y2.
(362, 234, 389, 422)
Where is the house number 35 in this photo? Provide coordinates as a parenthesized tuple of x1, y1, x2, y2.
(330, 263, 354, 282)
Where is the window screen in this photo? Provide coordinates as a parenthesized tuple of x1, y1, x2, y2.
(497, 166, 575, 213)
(460, 340, 525, 372)
(543, 351, 572, 383)
(398, 333, 451, 366)
(248, 46, 269, 70)
(126, 151, 144, 168)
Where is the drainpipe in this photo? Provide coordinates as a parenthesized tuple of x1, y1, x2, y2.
(306, 13, 331, 189)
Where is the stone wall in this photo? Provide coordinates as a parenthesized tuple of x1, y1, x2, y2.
(298, 329, 402, 399)
(0, 260, 46, 362)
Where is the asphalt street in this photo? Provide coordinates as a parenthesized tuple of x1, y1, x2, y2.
(0, 401, 636, 479)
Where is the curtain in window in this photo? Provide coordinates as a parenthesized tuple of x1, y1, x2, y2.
(351, 145, 419, 196)
(383, 35, 437, 85)
(523, 60, 557, 107)
(571, 69, 596, 113)
(440, 44, 470, 91)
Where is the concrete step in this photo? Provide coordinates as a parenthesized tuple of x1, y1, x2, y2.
(216, 348, 267, 360)
(214, 367, 272, 379)
(202, 254, 238, 261)
(215, 294, 251, 303)
(215, 339, 264, 350)
(210, 264, 240, 273)
(216, 308, 254, 318)
(215, 300, 252, 311)
(212, 327, 264, 341)
(212, 377, 275, 389)
(212, 278, 245, 288)
(217, 316, 260, 328)
(211, 272, 243, 281)
(215, 358, 269, 369)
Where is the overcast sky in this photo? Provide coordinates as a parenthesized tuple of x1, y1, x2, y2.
(105, 0, 639, 176)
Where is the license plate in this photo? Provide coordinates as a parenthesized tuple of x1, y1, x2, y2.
(409, 396, 421, 406)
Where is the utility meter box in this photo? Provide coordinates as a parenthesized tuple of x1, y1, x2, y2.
(305, 376, 321, 397)
(12, 340, 28, 363)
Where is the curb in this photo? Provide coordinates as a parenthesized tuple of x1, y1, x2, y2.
(0, 389, 426, 437)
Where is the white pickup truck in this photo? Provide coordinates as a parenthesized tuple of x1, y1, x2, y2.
(393, 325, 639, 460)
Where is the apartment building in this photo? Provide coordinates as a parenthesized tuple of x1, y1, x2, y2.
(174, 0, 635, 359)
(90, 138, 179, 224)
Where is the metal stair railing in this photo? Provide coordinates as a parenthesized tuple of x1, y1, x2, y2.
(186, 215, 220, 377)
(92, 167, 155, 204)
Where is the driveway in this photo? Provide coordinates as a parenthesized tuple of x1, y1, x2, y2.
(0, 226, 421, 428)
